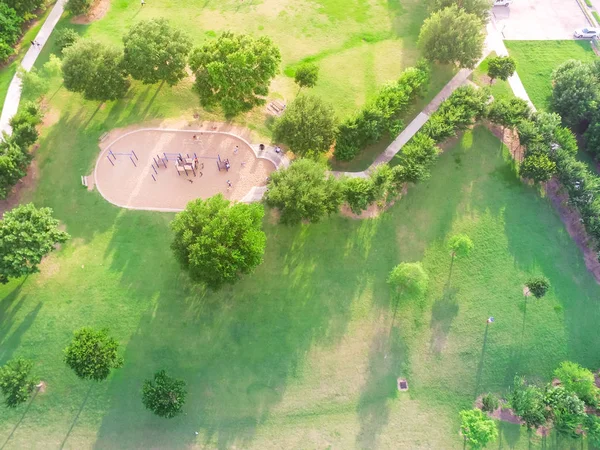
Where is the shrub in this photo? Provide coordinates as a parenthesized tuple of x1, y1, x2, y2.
(525, 276, 550, 298)
(142, 370, 187, 418)
(65, 0, 92, 15)
(55, 28, 80, 54)
(481, 393, 499, 412)
(2, 0, 45, 19)
(0, 357, 37, 408)
(487, 56, 516, 82)
(509, 376, 548, 429)
(343, 177, 376, 215)
(387, 262, 429, 299)
(520, 152, 556, 184)
(459, 409, 498, 449)
(294, 62, 319, 91)
(64, 328, 123, 381)
(0, 4, 23, 48)
(554, 361, 599, 407)
(9, 101, 42, 149)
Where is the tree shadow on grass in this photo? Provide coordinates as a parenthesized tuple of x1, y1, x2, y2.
(93, 209, 396, 449)
(0, 387, 40, 450)
(429, 286, 459, 354)
(0, 299, 41, 365)
(59, 384, 93, 450)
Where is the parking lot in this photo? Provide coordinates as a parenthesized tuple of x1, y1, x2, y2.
(492, 0, 590, 40)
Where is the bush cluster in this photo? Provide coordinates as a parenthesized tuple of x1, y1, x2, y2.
(334, 63, 430, 161)
(0, 0, 46, 63)
(0, 102, 42, 199)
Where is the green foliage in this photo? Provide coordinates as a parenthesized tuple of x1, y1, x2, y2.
(55, 28, 80, 54)
(189, 32, 281, 116)
(0, 138, 31, 199)
(520, 152, 556, 183)
(334, 64, 429, 161)
(418, 5, 485, 69)
(0, 203, 70, 284)
(551, 60, 599, 129)
(585, 415, 600, 447)
(273, 94, 336, 156)
(486, 97, 531, 129)
(2, 0, 44, 19)
(0, 357, 36, 408)
(584, 120, 600, 158)
(428, 0, 492, 20)
(481, 393, 499, 412)
(447, 233, 474, 259)
(142, 370, 187, 418)
(0, 3, 23, 53)
(265, 158, 344, 224)
(65, 0, 92, 15)
(459, 409, 498, 449)
(525, 276, 550, 298)
(509, 376, 548, 429)
(294, 63, 319, 90)
(395, 133, 439, 183)
(64, 328, 124, 381)
(387, 262, 429, 299)
(543, 385, 586, 438)
(123, 18, 191, 86)
(343, 177, 376, 215)
(9, 101, 42, 149)
(170, 195, 266, 289)
(487, 56, 516, 82)
(62, 40, 130, 102)
(554, 361, 599, 407)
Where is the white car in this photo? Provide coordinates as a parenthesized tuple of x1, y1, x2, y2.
(493, 0, 512, 6)
(574, 27, 600, 38)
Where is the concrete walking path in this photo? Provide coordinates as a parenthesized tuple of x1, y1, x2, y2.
(0, 0, 67, 137)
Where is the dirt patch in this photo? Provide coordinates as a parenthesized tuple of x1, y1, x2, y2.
(546, 179, 600, 284)
(36, 381, 47, 393)
(71, 0, 110, 24)
(486, 121, 524, 161)
(523, 286, 531, 297)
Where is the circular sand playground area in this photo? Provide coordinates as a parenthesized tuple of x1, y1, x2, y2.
(94, 128, 278, 211)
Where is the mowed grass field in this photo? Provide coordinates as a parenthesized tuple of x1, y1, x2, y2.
(1, 117, 599, 448)
(505, 40, 597, 111)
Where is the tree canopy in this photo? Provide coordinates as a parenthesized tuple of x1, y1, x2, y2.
(428, 0, 493, 20)
(387, 262, 429, 299)
(554, 361, 599, 407)
(520, 152, 556, 183)
(122, 18, 191, 86)
(62, 39, 130, 102)
(142, 370, 187, 418)
(525, 276, 551, 298)
(0, 203, 70, 284)
(459, 409, 498, 449)
(0, 357, 37, 408)
(447, 233, 474, 259)
(418, 5, 485, 69)
(273, 94, 337, 156)
(64, 328, 124, 381)
(294, 63, 319, 91)
(170, 194, 266, 288)
(551, 60, 600, 129)
(189, 32, 281, 116)
(265, 159, 344, 224)
(486, 97, 531, 129)
(487, 55, 516, 82)
(65, 0, 92, 16)
(510, 376, 548, 429)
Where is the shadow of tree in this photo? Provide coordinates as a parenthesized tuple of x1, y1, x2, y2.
(429, 286, 459, 354)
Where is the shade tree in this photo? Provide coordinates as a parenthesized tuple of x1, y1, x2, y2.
(62, 40, 130, 102)
(428, 0, 493, 20)
(65, 0, 92, 15)
(64, 328, 124, 381)
(418, 5, 485, 69)
(142, 370, 187, 418)
(460, 409, 498, 449)
(487, 55, 516, 83)
(265, 159, 344, 224)
(554, 361, 599, 407)
(447, 233, 474, 261)
(387, 262, 429, 299)
(294, 62, 319, 93)
(0, 357, 37, 407)
(520, 151, 556, 184)
(273, 94, 336, 156)
(170, 195, 266, 288)
(0, 203, 70, 284)
(189, 32, 281, 116)
(525, 276, 550, 298)
(122, 19, 191, 86)
(509, 376, 548, 429)
(551, 60, 599, 129)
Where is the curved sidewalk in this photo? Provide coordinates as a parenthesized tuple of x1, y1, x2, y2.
(0, 0, 66, 137)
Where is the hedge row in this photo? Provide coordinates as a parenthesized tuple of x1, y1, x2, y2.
(0, 0, 46, 63)
(334, 62, 430, 162)
(0, 102, 42, 199)
(343, 85, 490, 214)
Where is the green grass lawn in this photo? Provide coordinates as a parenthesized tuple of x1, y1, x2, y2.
(505, 40, 597, 111)
(1, 118, 599, 448)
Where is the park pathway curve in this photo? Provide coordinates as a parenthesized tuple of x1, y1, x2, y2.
(0, 0, 67, 137)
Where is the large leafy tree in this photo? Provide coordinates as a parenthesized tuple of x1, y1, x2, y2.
(428, 0, 493, 20)
(123, 19, 191, 86)
(0, 357, 37, 407)
(64, 328, 124, 381)
(0, 203, 70, 284)
(447, 233, 474, 261)
(551, 60, 599, 129)
(273, 95, 337, 157)
(487, 56, 516, 82)
(142, 370, 187, 418)
(170, 195, 266, 288)
(9, 101, 43, 149)
(418, 5, 485, 69)
(487, 97, 531, 131)
(189, 32, 281, 116)
(387, 262, 429, 299)
(0, 3, 23, 47)
(0, 138, 31, 199)
(62, 40, 130, 102)
(294, 62, 319, 93)
(265, 159, 344, 224)
(2, 0, 44, 18)
(459, 409, 498, 449)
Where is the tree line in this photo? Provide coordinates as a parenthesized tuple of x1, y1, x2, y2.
(0, 0, 46, 63)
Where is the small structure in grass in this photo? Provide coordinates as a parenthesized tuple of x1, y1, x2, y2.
(397, 378, 409, 391)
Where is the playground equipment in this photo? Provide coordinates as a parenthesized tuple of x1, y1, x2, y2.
(107, 149, 138, 167)
(217, 155, 230, 171)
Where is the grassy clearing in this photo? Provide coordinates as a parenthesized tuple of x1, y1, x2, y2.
(0, 121, 598, 448)
(505, 40, 597, 110)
